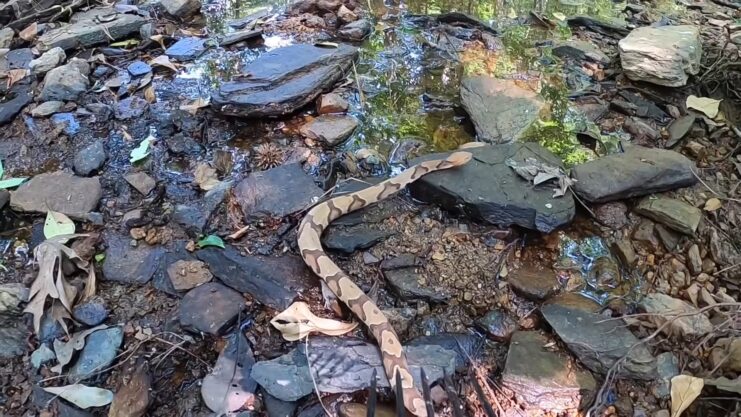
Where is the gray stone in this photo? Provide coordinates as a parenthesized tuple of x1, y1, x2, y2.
(86, 103, 112, 121)
(0, 48, 33, 70)
(114, 96, 148, 119)
(544, 292, 601, 313)
(0, 27, 13, 49)
(37, 8, 147, 52)
(541, 304, 657, 379)
(0, 321, 29, 358)
(317, 92, 349, 114)
(299, 115, 358, 146)
(323, 224, 393, 253)
(173, 181, 231, 235)
(475, 309, 518, 342)
(653, 352, 679, 399)
(179, 282, 244, 335)
(29, 47, 66, 75)
(639, 293, 712, 337)
(125, 172, 156, 195)
(666, 115, 695, 148)
(594, 201, 629, 229)
(553, 40, 609, 64)
(10, 171, 101, 219)
(382, 307, 416, 337)
(38, 313, 65, 343)
(234, 163, 323, 220)
(0, 85, 33, 125)
(72, 300, 108, 326)
(162, 0, 202, 17)
(30, 101, 65, 117)
(264, 392, 297, 417)
(40, 61, 89, 101)
(165, 37, 208, 61)
(251, 337, 457, 402)
(502, 331, 596, 412)
(102, 233, 164, 284)
(634, 197, 702, 236)
(218, 29, 263, 46)
(571, 146, 697, 203)
(383, 268, 450, 303)
(32, 386, 93, 417)
(31, 344, 56, 368)
(618, 25, 701, 87)
(507, 266, 559, 301)
(127, 60, 152, 77)
(74, 141, 106, 176)
(409, 143, 575, 233)
(460, 75, 546, 143)
(212, 44, 357, 118)
(338, 19, 372, 41)
(688, 244, 702, 275)
(68, 327, 123, 379)
(408, 333, 483, 371)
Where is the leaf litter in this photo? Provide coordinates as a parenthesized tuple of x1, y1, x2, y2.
(42, 384, 114, 409)
(670, 375, 703, 417)
(201, 332, 257, 415)
(271, 301, 358, 341)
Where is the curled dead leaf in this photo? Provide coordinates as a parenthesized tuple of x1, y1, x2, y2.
(144, 85, 156, 103)
(704, 198, 722, 211)
(194, 163, 220, 191)
(271, 301, 358, 341)
(179, 97, 209, 115)
(670, 375, 703, 417)
(150, 55, 179, 72)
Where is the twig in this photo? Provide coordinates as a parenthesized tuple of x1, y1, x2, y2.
(714, 262, 741, 276)
(569, 188, 598, 219)
(691, 167, 741, 203)
(352, 60, 366, 109)
(228, 225, 250, 240)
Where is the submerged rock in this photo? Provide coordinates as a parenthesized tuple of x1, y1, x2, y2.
(634, 197, 702, 236)
(212, 44, 357, 117)
(507, 266, 559, 301)
(10, 171, 101, 219)
(460, 75, 546, 143)
(618, 25, 701, 87)
(300, 114, 358, 146)
(571, 146, 697, 203)
(37, 8, 147, 51)
(409, 143, 575, 233)
(179, 282, 244, 335)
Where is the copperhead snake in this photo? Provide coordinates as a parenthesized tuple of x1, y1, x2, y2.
(298, 150, 474, 416)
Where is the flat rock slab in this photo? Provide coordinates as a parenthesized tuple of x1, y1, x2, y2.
(639, 293, 713, 337)
(10, 171, 101, 219)
(68, 327, 123, 379)
(251, 336, 457, 402)
(102, 233, 164, 284)
(634, 197, 702, 235)
(618, 25, 701, 87)
(196, 246, 316, 310)
(323, 224, 393, 253)
(409, 143, 575, 233)
(165, 37, 208, 61)
(383, 268, 451, 303)
(300, 115, 358, 146)
(37, 8, 147, 51)
(212, 44, 358, 117)
(571, 146, 697, 203)
(502, 331, 595, 412)
(541, 304, 657, 379)
(173, 181, 232, 235)
(179, 282, 244, 335)
(507, 266, 559, 301)
(460, 75, 546, 143)
(234, 163, 323, 220)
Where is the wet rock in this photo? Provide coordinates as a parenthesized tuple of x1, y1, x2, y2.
(102, 233, 164, 284)
(611, 239, 637, 268)
(165, 132, 203, 155)
(29, 47, 66, 75)
(460, 75, 545, 143)
(40, 61, 90, 101)
(507, 266, 559, 301)
(544, 292, 601, 313)
(72, 299, 109, 326)
(475, 309, 517, 342)
(666, 115, 695, 148)
(74, 140, 106, 176)
(218, 29, 263, 46)
(408, 333, 483, 371)
(553, 39, 609, 64)
(300, 114, 358, 146)
(618, 25, 701, 87)
(167, 260, 212, 291)
(114, 96, 149, 119)
(0, 189, 8, 209)
(10, 171, 101, 219)
(337, 5, 358, 23)
(653, 352, 679, 399)
(68, 327, 124, 379)
(382, 307, 416, 337)
(571, 146, 697, 203)
(0, 27, 13, 48)
(251, 336, 456, 401)
(162, 0, 202, 18)
(30, 100, 65, 117)
(196, 246, 316, 310)
(179, 282, 244, 335)
(383, 268, 450, 303)
(37, 8, 147, 52)
(317, 93, 349, 114)
(264, 392, 298, 417)
(31, 344, 56, 368)
(212, 44, 357, 117)
(502, 331, 596, 412)
(594, 201, 629, 229)
(125, 172, 156, 196)
(338, 19, 372, 41)
(234, 163, 323, 220)
(166, 37, 208, 61)
(0, 85, 33, 125)
(639, 293, 712, 337)
(541, 304, 657, 379)
(323, 224, 393, 253)
(127, 60, 152, 77)
(173, 181, 231, 235)
(634, 197, 701, 236)
(409, 143, 575, 233)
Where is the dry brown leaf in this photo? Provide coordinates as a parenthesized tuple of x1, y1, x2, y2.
(19, 22, 38, 41)
(144, 85, 156, 103)
(179, 97, 209, 115)
(150, 55, 179, 72)
(670, 375, 704, 417)
(150, 34, 167, 50)
(194, 163, 220, 191)
(6, 69, 29, 88)
(271, 301, 358, 341)
(704, 198, 722, 211)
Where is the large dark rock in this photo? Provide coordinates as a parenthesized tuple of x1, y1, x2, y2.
(571, 146, 697, 203)
(165, 37, 208, 61)
(408, 333, 483, 371)
(10, 171, 101, 219)
(102, 233, 164, 284)
(196, 246, 316, 310)
(409, 143, 575, 233)
(178, 282, 244, 335)
(37, 8, 147, 51)
(323, 224, 393, 253)
(212, 44, 358, 117)
(0, 84, 32, 125)
(383, 268, 450, 303)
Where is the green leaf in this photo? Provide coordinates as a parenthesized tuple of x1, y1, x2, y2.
(0, 177, 27, 189)
(197, 235, 225, 249)
(44, 210, 75, 239)
(130, 135, 155, 164)
(109, 39, 139, 48)
(94, 253, 106, 263)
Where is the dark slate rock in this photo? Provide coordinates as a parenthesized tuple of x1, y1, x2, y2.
(0, 85, 33, 125)
(379, 253, 422, 270)
(571, 145, 697, 203)
(72, 299, 109, 326)
(323, 224, 393, 253)
(102, 233, 164, 284)
(634, 196, 702, 236)
(263, 391, 298, 417)
(234, 163, 323, 220)
(0, 320, 29, 358)
(665, 115, 695, 148)
(165, 132, 203, 155)
(507, 266, 559, 301)
(114, 96, 149, 119)
(68, 327, 124, 379)
(383, 267, 450, 303)
(219, 29, 263, 46)
(251, 337, 457, 402)
(338, 19, 372, 41)
(127, 60, 152, 77)
(553, 40, 609, 64)
(541, 304, 657, 379)
(38, 313, 65, 343)
(37, 8, 147, 52)
(86, 103, 113, 121)
(196, 246, 316, 310)
(152, 241, 198, 296)
(179, 282, 244, 335)
(74, 140, 106, 176)
(33, 386, 93, 417)
(544, 292, 601, 313)
(212, 44, 358, 117)
(166, 37, 209, 61)
(0, 189, 9, 209)
(172, 181, 231, 235)
(0, 48, 34, 71)
(475, 309, 518, 342)
(502, 331, 596, 411)
(409, 143, 575, 233)
(408, 333, 483, 371)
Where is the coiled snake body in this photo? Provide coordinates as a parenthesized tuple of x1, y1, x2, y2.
(298, 151, 473, 416)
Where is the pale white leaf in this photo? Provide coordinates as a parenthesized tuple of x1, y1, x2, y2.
(43, 384, 113, 409)
(686, 96, 721, 119)
(271, 301, 358, 341)
(670, 375, 704, 417)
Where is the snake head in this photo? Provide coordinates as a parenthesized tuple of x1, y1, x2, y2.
(444, 151, 473, 167)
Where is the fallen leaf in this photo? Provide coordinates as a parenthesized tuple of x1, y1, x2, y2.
(686, 96, 721, 119)
(705, 376, 741, 394)
(704, 198, 722, 211)
(670, 375, 704, 417)
(6, 68, 29, 88)
(271, 301, 358, 341)
(150, 35, 167, 50)
(179, 97, 209, 115)
(197, 235, 225, 249)
(43, 384, 113, 409)
(51, 325, 108, 373)
(19, 22, 37, 41)
(144, 85, 156, 103)
(150, 55, 179, 72)
(44, 211, 75, 240)
(194, 163, 220, 191)
(130, 134, 155, 164)
(201, 332, 257, 414)
(0, 177, 27, 189)
(109, 361, 151, 417)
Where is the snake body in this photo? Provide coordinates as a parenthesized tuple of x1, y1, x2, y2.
(298, 151, 473, 416)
